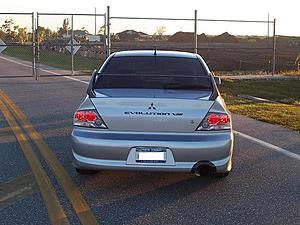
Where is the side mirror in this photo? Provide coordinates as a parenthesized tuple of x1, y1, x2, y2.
(214, 76, 222, 85)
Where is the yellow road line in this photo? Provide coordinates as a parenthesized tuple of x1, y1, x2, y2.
(0, 99, 70, 225)
(0, 90, 99, 225)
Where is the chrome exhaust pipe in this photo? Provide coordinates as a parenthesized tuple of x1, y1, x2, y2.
(193, 161, 216, 177)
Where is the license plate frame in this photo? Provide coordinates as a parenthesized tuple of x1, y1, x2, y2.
(135, 147, 167, 163)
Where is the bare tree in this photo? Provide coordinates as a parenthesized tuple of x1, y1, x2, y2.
(155, 26, 166, 36)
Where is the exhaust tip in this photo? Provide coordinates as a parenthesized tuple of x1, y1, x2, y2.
(192, 161, 216, 177)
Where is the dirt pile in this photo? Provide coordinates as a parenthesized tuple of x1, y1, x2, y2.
(168, 31, 238, 43)
(212, 32, 239, 43)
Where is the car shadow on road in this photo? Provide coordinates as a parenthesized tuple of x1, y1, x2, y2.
(87, 172, 223, 225)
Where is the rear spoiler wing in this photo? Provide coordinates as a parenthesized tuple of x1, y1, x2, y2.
(87, 53, 115, 98)
(87, 69, 97, 98)
(209, 73, 220, 101)
(88, 71, 220, 100)
(196, 55, 220, 101)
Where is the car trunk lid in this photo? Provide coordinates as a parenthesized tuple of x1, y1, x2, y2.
(91, 93, 213, 132)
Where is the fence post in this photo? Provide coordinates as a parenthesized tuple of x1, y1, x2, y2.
(71, 15, 74, 75)
(103, 13, 107, 59)
(31, 12, 36, 79)
(94, 7, 97, 35)
(194, 10, 197, 54)
(272, 18, 276, 75)
(36, 12, 40, 80)
(267, 13, 270, 37)
(107, 6, 111, 56)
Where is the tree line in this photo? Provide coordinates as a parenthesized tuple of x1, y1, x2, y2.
(0, 19, 30, 44)
(0, 18, 85, 44)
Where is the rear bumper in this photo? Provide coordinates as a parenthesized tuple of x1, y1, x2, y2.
(71, 128, 234, 173)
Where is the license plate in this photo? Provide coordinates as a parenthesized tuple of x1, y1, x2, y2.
(136, 147, 166, 162)
(137, 152, 165, 161)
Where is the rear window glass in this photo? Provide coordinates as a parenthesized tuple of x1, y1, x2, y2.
(95, 56, 212, 90)
(102, 56, 207, 76)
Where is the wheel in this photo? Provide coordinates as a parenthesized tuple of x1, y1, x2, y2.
(212, 172, 230, 178)
(75, 168, 98, 174)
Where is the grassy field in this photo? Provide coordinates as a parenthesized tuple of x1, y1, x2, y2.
(3, 46, 102, 72)
(220, 79, 300, 131)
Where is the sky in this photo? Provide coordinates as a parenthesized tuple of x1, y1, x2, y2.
(0, 0, 299, 36)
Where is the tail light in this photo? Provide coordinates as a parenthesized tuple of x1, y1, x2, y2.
(197, 113, 231, 131)
(73, 110, 107, 129)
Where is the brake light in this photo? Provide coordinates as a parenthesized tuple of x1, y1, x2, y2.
(219, 114, 230, 124)
(85, 111, 97, 122)
(207, 114, 219, 125)
(197, 113, 231, 131)
(73, 110, 107, 129)
(75, 111, 85, 121)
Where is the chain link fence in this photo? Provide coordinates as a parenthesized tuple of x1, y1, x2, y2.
(36, 12, 106, 77)
(1, 7, 299, 80)
(195, 17, 276, 74)
(0, 13, 35, 77)
(107, 7, 278, 75)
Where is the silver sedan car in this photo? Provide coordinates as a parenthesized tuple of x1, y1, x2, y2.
(71, 50, 234, 177)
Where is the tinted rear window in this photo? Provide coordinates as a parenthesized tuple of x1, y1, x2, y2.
(95, 56, 212, 90)
(102, 56, 207, 76)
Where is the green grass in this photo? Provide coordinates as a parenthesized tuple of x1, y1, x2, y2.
(3, 46, 102, 72)
(220, 79, 300, 131)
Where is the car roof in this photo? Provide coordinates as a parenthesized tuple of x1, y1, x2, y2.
(113, 50, 198, 59)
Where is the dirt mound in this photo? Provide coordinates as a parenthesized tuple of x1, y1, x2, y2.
(168, 32, 210, 43)
(212, 32, 239, 43)
(198, 33, 209, 42)
(168, 32, 194, 43)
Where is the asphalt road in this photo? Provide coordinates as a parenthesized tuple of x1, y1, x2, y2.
(0, 55, 299, 225)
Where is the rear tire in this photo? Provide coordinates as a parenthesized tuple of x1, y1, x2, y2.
(75, 168, 98, 174)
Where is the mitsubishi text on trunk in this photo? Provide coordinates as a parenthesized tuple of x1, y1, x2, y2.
(71, 50, 234, 177)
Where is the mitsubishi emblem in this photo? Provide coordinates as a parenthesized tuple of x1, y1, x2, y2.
(148, 102, 156, 110)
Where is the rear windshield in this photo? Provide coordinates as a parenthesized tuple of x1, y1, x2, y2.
(95, 56, 212, 90)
